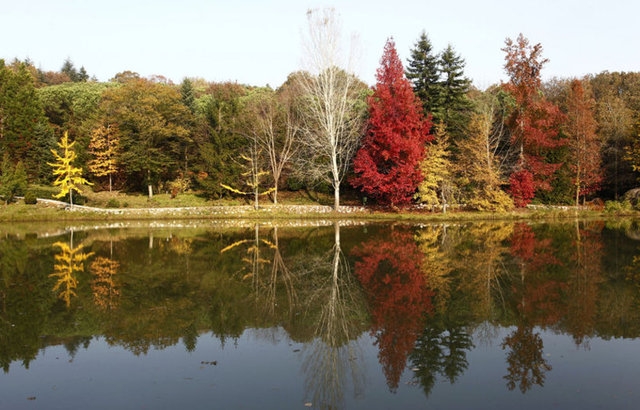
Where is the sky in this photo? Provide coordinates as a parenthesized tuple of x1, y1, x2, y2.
(1, 0, 639, 89)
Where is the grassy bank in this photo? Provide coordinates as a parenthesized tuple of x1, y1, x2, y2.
(1, 186, 636, 223)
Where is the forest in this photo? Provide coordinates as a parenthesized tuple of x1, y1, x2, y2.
(1, 12, 640, 211)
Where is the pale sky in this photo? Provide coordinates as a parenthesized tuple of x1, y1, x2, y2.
(1, 0, 638, 89)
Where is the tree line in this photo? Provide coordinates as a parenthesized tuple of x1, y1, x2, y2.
(1, 9, 640, 210)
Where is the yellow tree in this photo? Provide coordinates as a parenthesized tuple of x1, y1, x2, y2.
(90, 256, 121, 311)
(415, 122, 453, 212)
(87, 124, 119, 192)
(50, 239, 93, 307)
(457, 103, 514, 212)
(48, 131, 92, 207)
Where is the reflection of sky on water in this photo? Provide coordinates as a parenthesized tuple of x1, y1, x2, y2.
(2, 326, 640, 409)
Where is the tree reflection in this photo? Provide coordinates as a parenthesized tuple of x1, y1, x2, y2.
(501, 326, 551, 393)
(501, 223, 558, 393)
(352, 225, 434, 391)
(411, 224, 476, 396)
(50, 232, 93, 308)
(301, 222, 367, 410)
(567, 221, 604, 347)
(90, 241, 120, 311)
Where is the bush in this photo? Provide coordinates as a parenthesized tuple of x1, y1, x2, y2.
(23, 191, 38, 205)
(604, 200, 632, 213)
(106, 198, 120, 208)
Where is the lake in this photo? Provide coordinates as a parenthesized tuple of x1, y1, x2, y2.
(1, 218, 640, 409)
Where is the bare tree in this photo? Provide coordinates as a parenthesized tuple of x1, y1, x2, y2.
(242, 87, 299, 205)
(297, 8, 366, 210)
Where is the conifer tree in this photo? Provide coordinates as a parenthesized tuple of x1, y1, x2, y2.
(352, 38, 432, 206)
(0, 154, 27, 204)
(438, 45, 473, 143)
(48, 131, 92, 207)
(406, 31, 441, 118)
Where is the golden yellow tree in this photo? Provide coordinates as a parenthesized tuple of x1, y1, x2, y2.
(415, 122, 453, 212)
(48, 131, 92, 207)
(90, 256, 121, 311)
(457, 107, 514, 212)
(87, 124, 119, 192)
(50, 240, 93, 307)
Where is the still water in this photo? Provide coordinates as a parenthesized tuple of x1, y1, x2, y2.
(1, 219, 640, 409)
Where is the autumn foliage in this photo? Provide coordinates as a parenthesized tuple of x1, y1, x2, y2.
(502, 34, 566, 206)
(352, 227, 433, 390)
(352, 39, 432, 206)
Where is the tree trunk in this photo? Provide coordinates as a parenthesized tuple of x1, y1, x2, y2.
(69, 189, 74, 209)
(147, 169, 153, 199)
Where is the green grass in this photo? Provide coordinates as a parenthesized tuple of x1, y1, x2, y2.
(1, 185, 636, 223)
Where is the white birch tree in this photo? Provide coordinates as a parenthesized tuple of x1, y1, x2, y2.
(297, 8, 366, 210)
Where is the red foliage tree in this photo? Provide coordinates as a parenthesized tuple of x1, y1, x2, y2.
(351, 227, 433, 390)
(509, 169, 535, 208)
(351, 38, 432, 206)
(566, 79, 602, 205)
(502, 34, 566, 206)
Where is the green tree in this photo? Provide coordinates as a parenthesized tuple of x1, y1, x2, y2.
(438, 45, 473, 144)
(0, 59, 53, 181)
(406, 31, 441, 119)
(192, 82, 248, 199)
(100, 79, 192, 198)
(0, 154, 27, 204)
(37, 82, 114, 169)
(60, 58, 89, 83)
(48, 131, 92, 207)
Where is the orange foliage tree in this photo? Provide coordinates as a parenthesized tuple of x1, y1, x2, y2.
(502, 34, 566, 206)
(566, 79, 602, 205)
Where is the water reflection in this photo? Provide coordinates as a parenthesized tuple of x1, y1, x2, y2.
(2, 220, 640, 408)
(50, 231, 93, 308)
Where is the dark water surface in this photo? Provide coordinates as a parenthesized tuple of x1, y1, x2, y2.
(1, 219, 640, 409)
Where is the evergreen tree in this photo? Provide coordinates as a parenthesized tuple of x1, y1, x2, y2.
(0, 154, 27, 204)
(352, 38, 432, 206)
(406, 31, 441, 119)
(438, 45, 473, 143)
(180, 78, 196, 113)
(0, 59, 53, 181)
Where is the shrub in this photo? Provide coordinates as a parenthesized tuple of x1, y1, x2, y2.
(23, 191, 38, 205)
(106, 198, 120, 208)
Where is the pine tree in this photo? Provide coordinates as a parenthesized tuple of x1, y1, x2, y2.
(48, 131, 92, 207)
(406, 31, 441, 118)
(438, 45, 473, 143)
(352, 38, 432, 206)
(0, 154, 27, 204)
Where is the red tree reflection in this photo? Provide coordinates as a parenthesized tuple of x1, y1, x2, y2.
(352, 227, 434, 390)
